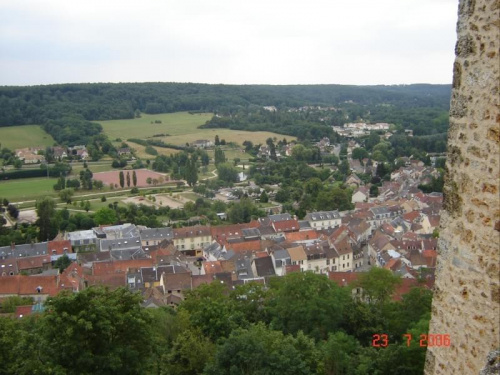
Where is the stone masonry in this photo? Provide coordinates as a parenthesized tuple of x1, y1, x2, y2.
(425, 0, 500, 374)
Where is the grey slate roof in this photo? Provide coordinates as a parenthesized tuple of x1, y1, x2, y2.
(0, 242, 49, 259)
(268, 213, 292, 223)
(140, 227, 173, 241)
(254, 256, 276, 277)
(305, 211, 340, 222)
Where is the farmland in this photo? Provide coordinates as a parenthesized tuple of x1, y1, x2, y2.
(99, 112, 296, 147)
(0, 125, 55, 150)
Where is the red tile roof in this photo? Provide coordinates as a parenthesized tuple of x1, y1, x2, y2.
(328, 271, 360, 286)
(285, 230, 319, 242)
(47, 240, 72, 254)
(204, 261, 224, 274)
(272, 219, 299, 233)
(225, 240, 261, 253)
(0, 275, 61, 297)
(92, 259, 153, 276)
(17, 255, 51, 270)
(285, 265, 301, 274)
(403, 211, 420, 223)
(84, 274, 126, 289)
(15, 305, 33, 318)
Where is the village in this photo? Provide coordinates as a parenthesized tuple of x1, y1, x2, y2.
(0, 154, 441, 315)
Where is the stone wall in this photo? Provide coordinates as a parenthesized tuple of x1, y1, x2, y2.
(425, 0, 500, 374)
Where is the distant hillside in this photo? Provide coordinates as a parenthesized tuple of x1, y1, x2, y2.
(0, 83, 451, 144)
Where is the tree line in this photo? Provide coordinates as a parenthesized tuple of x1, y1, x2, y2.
(0, 268, 432, 374)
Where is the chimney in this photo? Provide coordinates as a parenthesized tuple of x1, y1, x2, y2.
(10, 242, 15, 250)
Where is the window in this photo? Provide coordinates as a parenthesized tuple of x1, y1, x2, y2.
(343, 255, 345, 260)
(326, 259, 330, 265)
(347, 262, 349, 267)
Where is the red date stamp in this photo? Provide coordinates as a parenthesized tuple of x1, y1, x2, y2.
(372, 334, 450, 347)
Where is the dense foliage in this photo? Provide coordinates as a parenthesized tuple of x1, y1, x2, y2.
(0, 269, 433, 374)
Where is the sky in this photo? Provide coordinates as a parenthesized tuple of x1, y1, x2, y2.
(0, 0, 458, 86)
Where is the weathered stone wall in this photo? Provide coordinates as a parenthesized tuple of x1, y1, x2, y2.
(425, 0, 500, 374)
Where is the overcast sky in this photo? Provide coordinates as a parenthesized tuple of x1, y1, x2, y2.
(0, 0, 458, 86)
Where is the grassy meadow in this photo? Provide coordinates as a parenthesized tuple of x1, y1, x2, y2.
(0, 178, 58, 202)
(0, 125, 55, 150)
(99, 112, 296, 147)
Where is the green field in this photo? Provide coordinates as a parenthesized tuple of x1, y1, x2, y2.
(0, 125, 55, 150)
(0, 178, 58, 202)
(99, 112, 296, 147)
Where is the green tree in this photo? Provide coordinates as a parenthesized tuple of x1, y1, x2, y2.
(205, 323, 320, 375)
(59, 188, 74, 204)
(321, 331, 361, 375)
(217, 163, 239, 183)
(214, 147, 226, 166)
(163, 328, 215, 375)
(126, 171, 131, 187)
(352, 147, 369, 161)
(215, 135, 220, 145)
(259, 190, 269, 203)
(179, 282, 244, 341)
(35, 287, 154, 375)
(94, 207, 117, 225)
(267, 272, 349, 341)
(36, 197, 58, 241)
(54, 254, 72, 273)
(119, 171, 125, 188)
(353, 267, 402, 304)
(1, 296, 34, 313)
(132, 170, 137, 187)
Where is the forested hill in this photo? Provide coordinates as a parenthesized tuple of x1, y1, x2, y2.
(0, 82, 450, 126)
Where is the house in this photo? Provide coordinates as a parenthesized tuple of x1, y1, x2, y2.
(287, 245, 307, 272)
(173, 226, 211, 256)
(118, 148, 131, 156)
(47, 240, 72, 255)
(272, 219, 299, 233)
(0, 258, 18, 276)
(140, 227, 174, 247)
(191, 140, 213, 148)
(346, 174, 362, 188)
(305, 211, 341, 230)
(251, 256, 276, 279)
(15, 148, 45, 164)
(270, 249, 291, 276)
(66, 230, 99, 253)
(17, 255, 52, 275)
(352, 186, 369, 203)
(0, 275, 61, 302)
(52, 146, 68, 160)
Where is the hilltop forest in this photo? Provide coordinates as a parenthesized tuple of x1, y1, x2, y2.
(0, 83, 450, 145)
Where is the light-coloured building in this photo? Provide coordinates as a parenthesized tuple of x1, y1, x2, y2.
(305, 211, 341, 230)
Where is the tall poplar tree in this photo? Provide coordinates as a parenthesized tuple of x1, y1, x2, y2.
(132, 170, 137, 187)
(119, 171, 125, 188)
(126, 171, 131, 187)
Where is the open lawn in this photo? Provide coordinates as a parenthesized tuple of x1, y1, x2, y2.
(99, 112, 296, 147)
(0, 125, 55, 150)
(0, 178, 58, 202)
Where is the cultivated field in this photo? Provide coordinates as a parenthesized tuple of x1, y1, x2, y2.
(0, 125, 55, 150)
(93, 169, 174, 188)
(100, 112, 213, 140)
(99, 112, 296, 147)
(126, 141, 180, 159)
